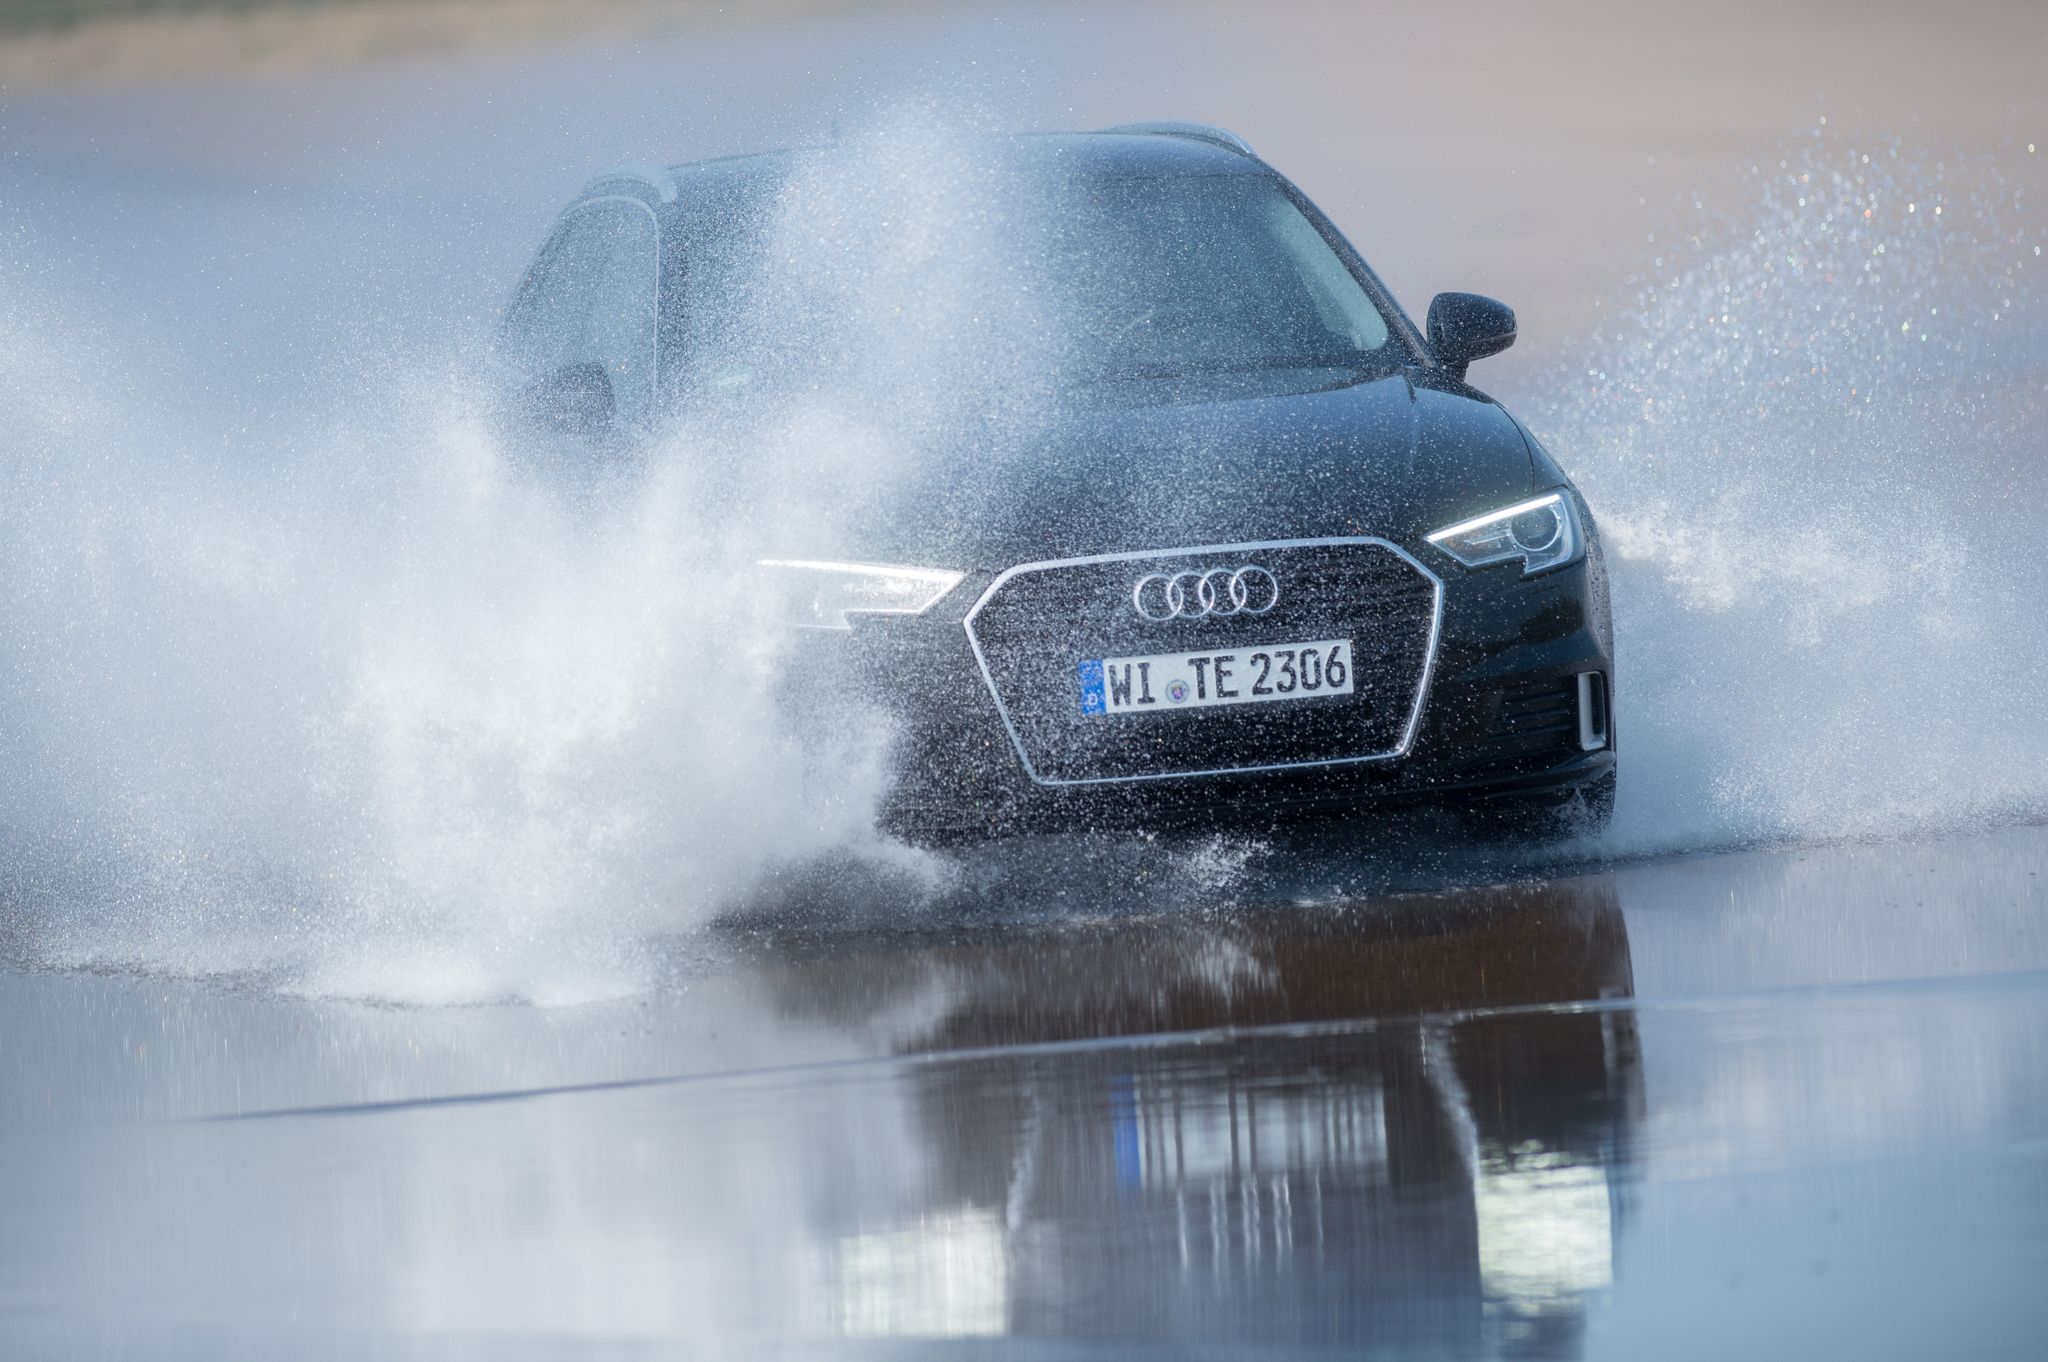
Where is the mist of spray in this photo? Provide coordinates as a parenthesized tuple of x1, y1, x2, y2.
(0, 116, 1059, 1004)
(1542, 127, 2048, 850)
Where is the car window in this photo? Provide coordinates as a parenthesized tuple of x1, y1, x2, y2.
(501, 198, 659, 426)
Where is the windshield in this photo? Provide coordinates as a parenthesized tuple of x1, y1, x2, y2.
(1027, 177, 1395, 379)
(670, 168, 1406, 399)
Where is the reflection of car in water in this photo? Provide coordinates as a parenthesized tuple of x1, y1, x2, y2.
(770, 880, 1641, 1353)
(498, 122, 1616, 841)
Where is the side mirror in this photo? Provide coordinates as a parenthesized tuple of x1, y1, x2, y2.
(1426, 293, 1516, 379)
(523, 361, 615, 440)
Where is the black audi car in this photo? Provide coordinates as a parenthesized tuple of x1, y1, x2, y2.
(497, 123, 1614, 842)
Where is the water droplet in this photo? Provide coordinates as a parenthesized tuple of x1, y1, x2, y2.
(1908, 203, 1916, 213)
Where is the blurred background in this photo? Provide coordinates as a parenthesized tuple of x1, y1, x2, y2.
(6, 0, 2044, 390)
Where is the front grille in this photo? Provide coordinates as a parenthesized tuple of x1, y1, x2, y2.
(964, 539, 1439, 784)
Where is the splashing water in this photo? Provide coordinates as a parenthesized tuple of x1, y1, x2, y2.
(0, 116, 1051, 1005)
(0, 350, 912, 1003)
(1540, 127, 2048, 850)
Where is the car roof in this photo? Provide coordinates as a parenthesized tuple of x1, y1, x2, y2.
(581, 129, 1270, 210)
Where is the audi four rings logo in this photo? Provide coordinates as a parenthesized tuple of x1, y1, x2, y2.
(1131, 565, 1281, 621)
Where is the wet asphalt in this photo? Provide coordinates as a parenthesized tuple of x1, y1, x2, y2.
(5, 820, 2046, 1357)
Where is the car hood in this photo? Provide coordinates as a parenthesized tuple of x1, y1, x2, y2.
(765, 372, 1539, 572)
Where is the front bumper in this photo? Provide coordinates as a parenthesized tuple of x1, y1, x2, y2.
(784, 541, 1614, 841)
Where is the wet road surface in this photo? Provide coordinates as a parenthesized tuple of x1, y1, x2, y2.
(5, 821, 2046, 1357)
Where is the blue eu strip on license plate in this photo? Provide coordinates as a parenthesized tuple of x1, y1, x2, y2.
(1077, 658, 1107, 716)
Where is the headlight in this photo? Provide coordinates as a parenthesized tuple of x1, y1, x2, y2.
(1426, 491, 1584, 576)
(757, 559, 965, 630)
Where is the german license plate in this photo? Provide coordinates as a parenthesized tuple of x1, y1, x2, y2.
(1078, 639, 1354, 716)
